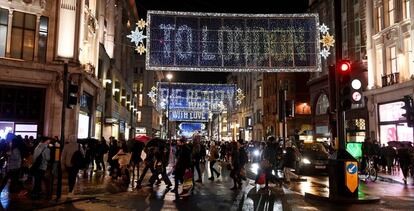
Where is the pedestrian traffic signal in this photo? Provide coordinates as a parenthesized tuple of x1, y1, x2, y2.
(337, 60, 352, 110)
(401, 95, 414, 127)
(351, 78, 362, 104)
(67, 83, 79, 109)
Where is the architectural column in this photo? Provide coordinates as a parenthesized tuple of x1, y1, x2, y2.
(33, 14, 41, 62)
(5, 9, 13, 57)
(366, 0, 375, 89)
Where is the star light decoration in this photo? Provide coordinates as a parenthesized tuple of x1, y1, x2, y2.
(319, 23, 335, 59)
(147, 86, 158, 104)
(235, 88, 245, 105)
(127, 19, 147, 55)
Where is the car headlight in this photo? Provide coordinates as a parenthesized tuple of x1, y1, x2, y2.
(302, 158, 311, 164)
(253, 150, 260, 156)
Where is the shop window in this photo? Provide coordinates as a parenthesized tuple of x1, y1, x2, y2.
(0, 8, 8, 57)
(38, 16, 48, 63)
(15, 124, 38, 139)
(11, 12, 36, 60)
(315, 94, 329, 115)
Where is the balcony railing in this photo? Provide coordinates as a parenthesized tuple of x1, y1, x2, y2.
(381, 72, 399, 87)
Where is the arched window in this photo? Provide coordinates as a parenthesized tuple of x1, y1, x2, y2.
(316, 94, 329, 115)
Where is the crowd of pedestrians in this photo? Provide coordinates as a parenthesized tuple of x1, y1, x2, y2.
(2, 131, 413, 201)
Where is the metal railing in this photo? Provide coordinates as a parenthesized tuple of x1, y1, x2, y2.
(381, 72, 399, 87)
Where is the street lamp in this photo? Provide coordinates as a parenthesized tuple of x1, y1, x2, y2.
(166, 73, 173, 140)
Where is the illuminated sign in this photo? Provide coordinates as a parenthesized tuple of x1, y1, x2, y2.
(177, 122, 206, 138)
(170, 110, 209, 122)
(146, 11, 321, 72)
(345, 161, 358, 193)
(379, 101, 406, 122)
(0, 121, 14, 140)
(157, 82, 236, 111)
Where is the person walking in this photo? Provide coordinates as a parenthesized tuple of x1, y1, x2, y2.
(61, 135, 82, 196)
(108, 137, 120, 178)
(136, 140, 157, 189)
(397, 143, 411, 185)
(95, 137, 109, 172)
(0, 137, 24, 193)
(31, 138, 50, 199)
(191, 137, 203, 183)
(147, 141, 172, 188)
(208, 142, 220, 181)
(283, 141, 300, 183)
(230, 141, 241, 190)
(172, 137, 192, 194)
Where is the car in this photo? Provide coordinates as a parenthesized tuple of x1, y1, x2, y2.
(296, 143, 329, 175)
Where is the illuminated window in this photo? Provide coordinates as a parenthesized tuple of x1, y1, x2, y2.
(137, 111, 142, 122)
(388, 0, 395, 26)
(139, 82, 143, 92)
(389, 46, 398, 73)
(404, 0, 411, 19)
(257, 85, 262, 98)
(38, 16, 48, 63)
(376, 6, 383, 32)
(315, 94, 329, 115)
(0, 8, 8, 57)
(11, 12, 36, 60)
(139, 94, 143, 106)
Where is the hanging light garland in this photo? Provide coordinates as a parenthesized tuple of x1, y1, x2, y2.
(235, 88, 245, 105)
(319, 23, 335, 59)
(127, 18, 147, 55)
(147, 86, 158, 104)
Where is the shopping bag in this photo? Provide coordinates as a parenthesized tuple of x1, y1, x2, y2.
(182, 169, 193, 196)
(257, 172, 266, 185)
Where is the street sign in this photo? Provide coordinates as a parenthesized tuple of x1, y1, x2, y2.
(146, 11, 321, 72)
(345, 161, 358, 193)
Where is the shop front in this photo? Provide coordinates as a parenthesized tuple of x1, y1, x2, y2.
(78, 92, 93, 139)
(378, 101, 413, 144)
(0, 85, 46, 138)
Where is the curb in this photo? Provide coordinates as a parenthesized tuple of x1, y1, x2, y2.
(304, 192, 380, 204)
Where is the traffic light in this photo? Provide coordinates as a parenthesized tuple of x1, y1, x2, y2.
(351, 78, 362, 104)
(401, 95, 414, 127)
(337, 60, 352, 110)
(67, 83, 79, 109)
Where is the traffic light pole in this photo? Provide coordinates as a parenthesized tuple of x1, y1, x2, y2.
(334, 0, 345, 150)
(57, 62, 68, 200)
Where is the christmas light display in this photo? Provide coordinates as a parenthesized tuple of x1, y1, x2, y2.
(127, 19, 147, 55)
(318, 23, 335, 59)
(146, 11, 321, 72)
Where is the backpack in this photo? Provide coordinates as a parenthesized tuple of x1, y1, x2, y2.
(29, 147, 45, 175)
(71, 145, 87, 169)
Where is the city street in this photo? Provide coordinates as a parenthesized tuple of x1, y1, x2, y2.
(2, 162, 413, 211)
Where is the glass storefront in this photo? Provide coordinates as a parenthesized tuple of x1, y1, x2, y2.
(378, 101, 414, 144)
(78, 112, 90, 138)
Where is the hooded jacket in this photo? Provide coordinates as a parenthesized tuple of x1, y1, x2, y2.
(61, 135, 80, 168)
(33, 142, 50, 171)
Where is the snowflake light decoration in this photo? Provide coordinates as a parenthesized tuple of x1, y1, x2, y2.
(318, 23, 329, 35)
(319, 23, 335, 59)
(235, 88, 245, 105)
(147, 86, 157, 104)
(127, 18, 147, 54)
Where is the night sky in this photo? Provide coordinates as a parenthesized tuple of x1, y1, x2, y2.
(135, 0, 309, 83)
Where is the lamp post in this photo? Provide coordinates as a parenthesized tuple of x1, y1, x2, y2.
(166, 73, 173, 140)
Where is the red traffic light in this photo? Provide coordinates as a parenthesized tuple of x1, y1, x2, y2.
(338, 60, 351, 73)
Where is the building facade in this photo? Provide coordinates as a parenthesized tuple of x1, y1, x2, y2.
(364, 0, 414, 145)
(0, 0, 141, 141)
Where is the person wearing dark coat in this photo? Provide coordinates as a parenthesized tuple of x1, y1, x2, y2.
(136, 140, 157, 189)
(230, 141, 241, 190)
(398, 146, 411, 184)
(95, 138, 109, 172)
(108, 137, 120, 178)
(172, 138, 193, 193)
(283, 141, 300, 182)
